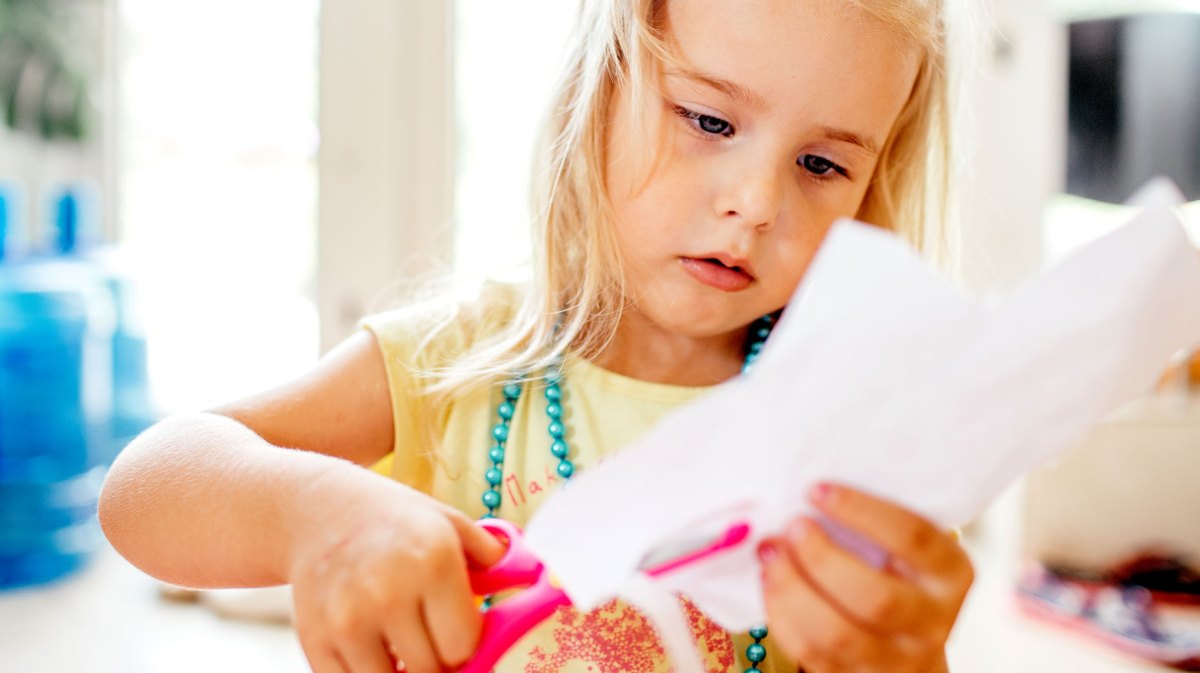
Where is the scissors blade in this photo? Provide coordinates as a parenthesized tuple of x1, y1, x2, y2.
(636, 520, 751, 576)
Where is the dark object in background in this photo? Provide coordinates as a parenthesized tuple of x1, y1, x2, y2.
(1068, 13, 1200, 203)
(0, 0, 91, 141)
(1017, 563, 1200, 670)
(1109, 554, 1200, 606)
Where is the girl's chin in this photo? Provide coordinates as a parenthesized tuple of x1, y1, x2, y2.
(628, 305, 763, 340)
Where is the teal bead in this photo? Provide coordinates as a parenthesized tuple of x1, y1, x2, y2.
(485, 468, 503, 486)
(746, 643, 766, 663)
(498, 402, 515, 420)
(503, 383, 522, 400)
(492, 423, 510, 442)
(545, 370, 562, 385)
(556, 460, 575, 478)
(756, 326, 771, 339)
(546, 402, 562, 418)
(749, 341, 764, 354)
(545, 385, 562, 402)
(548, 421, 565, 438)
(744, 669, 761, 673)
(489, 446, 505, 463)
(749, 625, 768, 640)
(550, 439, 569, 459)
(481, 490, 501, 509)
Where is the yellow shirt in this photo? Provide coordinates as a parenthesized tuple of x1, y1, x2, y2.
(361, 289, 795, 673)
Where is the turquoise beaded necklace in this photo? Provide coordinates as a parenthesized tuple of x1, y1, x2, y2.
(481, 314, 776, 673)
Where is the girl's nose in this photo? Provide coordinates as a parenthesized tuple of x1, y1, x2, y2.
(712, 163, 783, 231)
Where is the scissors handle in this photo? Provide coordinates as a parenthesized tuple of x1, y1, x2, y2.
(458, 519, 763, 672)
(459, 519, 572, 673)
(467, 519, 544, 595)
(460, 572, 571, 673)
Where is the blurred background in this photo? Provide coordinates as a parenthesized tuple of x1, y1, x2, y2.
(1, 0, 1199, 671)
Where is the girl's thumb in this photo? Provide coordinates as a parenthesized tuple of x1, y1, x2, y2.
(441, 505, 507, 568)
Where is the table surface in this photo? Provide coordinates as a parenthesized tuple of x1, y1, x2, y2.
(0, 485, 1180, 673)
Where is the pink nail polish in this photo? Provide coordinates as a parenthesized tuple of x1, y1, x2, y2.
(757, 542, 778, 563)
(811, 482, 833, 504)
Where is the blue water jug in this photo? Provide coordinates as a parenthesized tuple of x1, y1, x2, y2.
(0, 256, 116, 589)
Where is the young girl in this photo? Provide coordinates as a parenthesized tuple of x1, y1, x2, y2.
(100, 0, 975, 671)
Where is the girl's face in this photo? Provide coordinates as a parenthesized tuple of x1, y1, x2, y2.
(606, 0, 921, 340)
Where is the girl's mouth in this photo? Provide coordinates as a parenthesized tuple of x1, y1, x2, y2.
(679, 257, 755, 292)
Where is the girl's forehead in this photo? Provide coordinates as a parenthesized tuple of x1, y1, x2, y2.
(661, 0, 919, 75)
(659, 0, 921, 134)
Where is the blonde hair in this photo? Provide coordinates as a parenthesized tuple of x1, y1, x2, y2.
(419, 0, 969, 406)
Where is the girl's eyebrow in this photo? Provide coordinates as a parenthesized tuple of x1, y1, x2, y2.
(665, 67, 770, 111)
(665, 68, 881, 156)
(817, 126, 881, 156)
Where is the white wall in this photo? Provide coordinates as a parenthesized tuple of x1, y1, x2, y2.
(958, 0, 1067, 291)
(317, 0, 455, 351)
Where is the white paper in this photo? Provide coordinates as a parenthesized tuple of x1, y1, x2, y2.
(523, 178, 1200, 632)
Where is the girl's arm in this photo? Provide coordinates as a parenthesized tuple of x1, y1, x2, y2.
(98, 330, 398, 587)
(98, 331, 504, 673)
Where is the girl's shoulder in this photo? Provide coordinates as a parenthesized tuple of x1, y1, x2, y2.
(360, 280, 527, 368)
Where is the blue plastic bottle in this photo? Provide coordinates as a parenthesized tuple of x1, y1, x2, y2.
(0, 181, 117, 588)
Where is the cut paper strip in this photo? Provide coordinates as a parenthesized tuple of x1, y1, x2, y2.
(523, 178, 1200, 633)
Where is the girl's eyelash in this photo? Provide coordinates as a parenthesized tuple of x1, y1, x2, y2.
(673, 105, 735, 137)
(672, 103, 850, 181)
(799, 154, 850, 181)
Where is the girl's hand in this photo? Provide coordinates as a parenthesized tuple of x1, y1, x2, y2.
(759, 483, 973, 673)
(287, 469, 505, 673)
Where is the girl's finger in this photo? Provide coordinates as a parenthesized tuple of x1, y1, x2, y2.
(760, 542, 878, 671)
(783, 517, 946, 640)
(295, 611, 350, 667)
(439, 504, 507, 568)
(420, 542, 485, 668)
(296, 634, 350, 673)
(338, 633, 399, 673)
(381, 605, 441, 673)
(810, 483, 966, 579)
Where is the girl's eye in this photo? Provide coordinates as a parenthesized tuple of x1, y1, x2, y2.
(799, 154, 846, 178)
(697, 115, 731, 135)
(674, 106, 734, 137)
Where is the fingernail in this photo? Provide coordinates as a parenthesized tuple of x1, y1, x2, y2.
(810, 482, 833, 504)
(788, 518, 812, 543)
(757, 541, 778, 563)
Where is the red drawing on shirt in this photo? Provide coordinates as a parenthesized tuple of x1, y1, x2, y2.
(505, 474, 527, 508)
(504, 462, 571, 510)
(521, 596, 734, 673)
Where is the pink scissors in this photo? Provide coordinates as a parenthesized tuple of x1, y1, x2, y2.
(459, 517, 751, 673)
